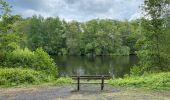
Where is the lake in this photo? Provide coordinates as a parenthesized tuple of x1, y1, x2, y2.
(52, 55, 138, 78)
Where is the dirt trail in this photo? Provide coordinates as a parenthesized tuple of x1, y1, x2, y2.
(0, 85, 169, 100)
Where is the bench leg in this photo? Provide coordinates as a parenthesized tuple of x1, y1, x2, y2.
(101, 77, 104, 90)
(77, 76, 80, 91)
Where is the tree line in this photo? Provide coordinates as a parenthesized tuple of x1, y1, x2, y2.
(2, 15, 142, 56)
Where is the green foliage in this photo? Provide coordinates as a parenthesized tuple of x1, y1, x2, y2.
(4, 48, 58, 77)
(109, 72, 170, 90)
(6, 48, 34, 67)
(0, 68, 51, 86)
(0, 1, 60, 87)
(0, 33, 21, 64)
(27, 16, 66, 54)
(13, 16, 141, 56)
(33, 48, 57, 76)
(0, 0, 11, 17)
(115, 46, 130, 56)
(130, 65, 142, 76)
(0, 33, 57, 77)
(0, 31, 58, 78)
(135, 0, 170, 72)
(54, 77, 73, 85)
(0, 33, 20, 51)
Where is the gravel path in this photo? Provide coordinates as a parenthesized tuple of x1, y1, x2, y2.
(0, 85, 169, 100)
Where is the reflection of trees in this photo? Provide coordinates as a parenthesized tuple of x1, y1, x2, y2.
(52, 55, 138, 77)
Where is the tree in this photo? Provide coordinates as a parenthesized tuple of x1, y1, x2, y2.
(0, 0, 12, 33)
(136, 0, 170, 72)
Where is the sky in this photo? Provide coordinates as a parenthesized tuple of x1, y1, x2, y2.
(6, 0, 144, 21)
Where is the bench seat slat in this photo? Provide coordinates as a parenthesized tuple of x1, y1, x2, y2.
(72, 82, 108, 84)
(72, 77, 111, 80)
(71, 75, 111, 77)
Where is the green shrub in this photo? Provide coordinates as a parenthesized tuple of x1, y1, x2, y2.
(108, 72, 170, 90)
(0, 33, 21, 65)
(0, 68, 51, 86)
(4, 48, 58, 77)
(115, 46, 130, 56)
(54, 77, 73, 85)
(130, 65, 143, 75)
(33, 48, 57, 77)
(6, 48, 34, 67)
(0, 33, 21, 52)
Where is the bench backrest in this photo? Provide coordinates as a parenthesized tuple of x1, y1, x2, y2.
(71, 75, 112, 80)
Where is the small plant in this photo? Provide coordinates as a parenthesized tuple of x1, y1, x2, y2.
(130, 65, 142, 76)
(54, 77, 73, 85)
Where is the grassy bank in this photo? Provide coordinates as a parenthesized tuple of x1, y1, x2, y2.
(108, 72, 170, 90)
(1, 68, 169, 90)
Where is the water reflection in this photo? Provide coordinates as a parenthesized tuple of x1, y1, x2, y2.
(52, 55, 138, 77)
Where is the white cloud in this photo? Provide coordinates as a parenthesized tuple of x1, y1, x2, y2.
(8, 0, 144, 21)
(22, 9, 52, 18)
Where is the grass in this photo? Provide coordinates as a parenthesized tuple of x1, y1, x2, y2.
(108, 72, 170, 90)
(1, 67, 169, 91)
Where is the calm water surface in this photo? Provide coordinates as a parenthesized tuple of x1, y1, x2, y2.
(52, 55, 138, 77)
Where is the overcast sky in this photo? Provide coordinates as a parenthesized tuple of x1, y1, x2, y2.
(7, 0, 144, 21)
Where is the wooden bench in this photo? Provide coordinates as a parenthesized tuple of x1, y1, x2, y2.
(71, 75, 112, 91)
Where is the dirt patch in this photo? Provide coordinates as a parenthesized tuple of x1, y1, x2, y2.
(0, 85, 169, 100)
(0, 88, 37, 94)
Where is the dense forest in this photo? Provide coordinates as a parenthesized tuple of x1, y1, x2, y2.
(0, 0, 170, 88)
(1, 15, 142, 56)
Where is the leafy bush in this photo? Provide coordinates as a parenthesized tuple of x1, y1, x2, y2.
(114, 46, 130, 56)
(0, 68, 51, 86)
(0, 33, 21, 65)
(108, 72, 170, 90)
(33, 48, 57, 77)
(0, 33, 21, 52)
(54, 77, 73, 85)
(5, 48, 34, 67)
(4, 48, 58, 77)
(130, 65, 143, 75)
